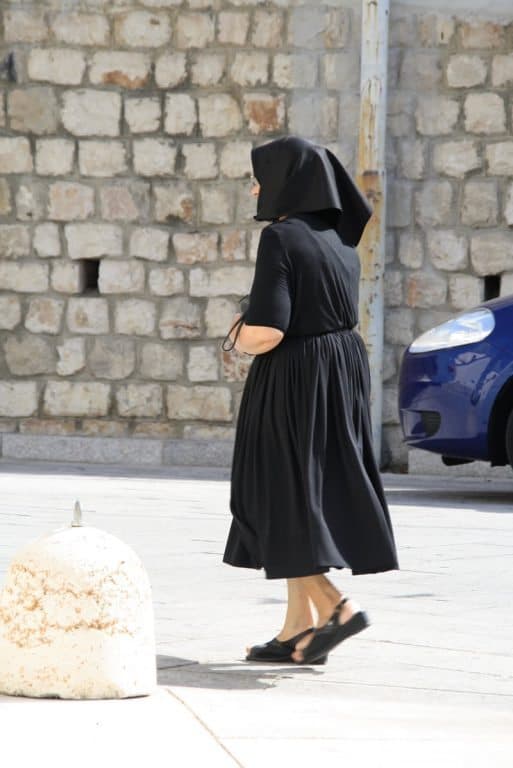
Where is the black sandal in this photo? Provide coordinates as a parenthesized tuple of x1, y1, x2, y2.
(295, 597, 370, 665)
(246, 628, 327, 665)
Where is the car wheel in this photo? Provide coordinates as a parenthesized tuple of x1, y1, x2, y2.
(506, 410, 513, 470)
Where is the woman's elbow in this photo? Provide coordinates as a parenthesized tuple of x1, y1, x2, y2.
(236, 325, 284, 355)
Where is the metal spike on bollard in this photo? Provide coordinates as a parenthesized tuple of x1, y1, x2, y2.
(72, 500, 82, 528)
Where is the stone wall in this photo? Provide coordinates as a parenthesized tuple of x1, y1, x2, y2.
(0, 1, 512, 470)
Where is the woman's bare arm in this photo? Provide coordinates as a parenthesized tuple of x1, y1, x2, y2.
(228, 314, 284, 355)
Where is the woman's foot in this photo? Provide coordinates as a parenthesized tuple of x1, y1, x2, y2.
(291, 597, 365, 663)
(246, 623, 313, 658)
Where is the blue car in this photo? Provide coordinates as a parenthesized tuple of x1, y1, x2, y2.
(398, 295, 513, 471)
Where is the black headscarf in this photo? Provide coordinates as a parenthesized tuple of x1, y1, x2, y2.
(251, 136, 372, 247)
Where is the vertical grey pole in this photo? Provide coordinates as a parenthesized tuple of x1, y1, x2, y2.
(356, 0, 390, 463)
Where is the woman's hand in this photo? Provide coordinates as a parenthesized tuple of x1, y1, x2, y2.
(228, 314, 284, 355)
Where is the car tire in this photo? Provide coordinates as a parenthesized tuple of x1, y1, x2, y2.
(506, 410, 513, 470)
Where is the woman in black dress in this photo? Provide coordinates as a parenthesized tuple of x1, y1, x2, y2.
(223, 136, 399, 665)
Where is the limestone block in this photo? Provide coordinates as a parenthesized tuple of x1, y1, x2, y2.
(288, 7, 337, 49)
(462, 181, 498, 226)
(49, 182, 94, 221)
(67, 297, 109, 334)
(0, 382, 38, 417)
(35, 139, 75, 176)
(243, 93, 286, 135)
(133, 139, 177, 176)
(486, 142, 513, 175)
(0, 296, 21, 330)
(125, 98, 161, 133)
(382, 387, 400, 425)
(139, 342, 183, 380)
(116, 384, 163, 417)
(252, 9, 284, 47)
(504, 182, 513, 226)
(89, 338, 136, 380)
(0, 180, 11, 215)
(173, 232, 217, 264)
(4, 335, 55, 375)
(79, 140, 127, 177)
(222, 230, 246, 262)
(51, 262, 86, 294)
(8, 88, 58, 135)
(384, 270, 402, 307)
(219, 142, 251, 180)
(0, 262, 48, 292)
(89, 52, 151, 89)
(432, 140, 481, 178)
(387, 181, 412, 228)
(98, 260, 145, 294)
(56, 338, 86, 376)
(159, 297, 201, 339)
(44, 381, 110, 416)
(183, 425, 235, 441)
(4, 9, 48, 43)
(28, 49, 86, 86)
(130, 228, 169, 262)
(273, 53, 318, 89)
(191, 54, 225, 87)
(164, 94, 197, 136)
(65, 223, 122, 260)
(399, 140, 426, 181)
(154, 184, 194, 223)
(492, 55, 513, 88)
(25, 298, 64, 335)
(406, 271, 447, 308)
(400, 50, 442, 90)
(148, 267, 184, 296)
(198, 95, 242, 137)
(324, 52, 359, 90)
(449, 274, 483, 311)
(500, 273, 513, 297)
(80, 421, 127, 438)
(471, 233, 513, 279)
(62, 90, 121, 137)
(427, 231, 468, 271)
(249, 229, 263, 262)
(155, 53, 187, 88)
(459, 21, 505, 49)
(175, 12, 215, 48)
(382, 346, 397, 383)
(114, 299, 156, 336)
(115, 11, 171, 47)
(51, 13, 110, 46)
(465, 94, 505, 134)
(289, 95, 339, 139)
(190, 266, 253, 297)
(182, 143, 218, 180)
(167, 385, 232, 421)
(222, 349, 252, 383)
(398, 235, 423, 270)
(231, 53, 269, 86)
(187, 345, 219, 382)
(415, 97, 459, 136)
(446, 55, 487, 88)
(384, 308, 415, 346)
(0, 225, 31, 258)
(200, 187, 234, 225)
(415, 181, 454, 228)
(100, 185, 148, 222)
(417, 14, 455, 47)
(16, 183, 45, 222)
(217, 11, 249, 45)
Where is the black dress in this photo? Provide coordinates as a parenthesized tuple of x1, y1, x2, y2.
(223, 212, 399, 579)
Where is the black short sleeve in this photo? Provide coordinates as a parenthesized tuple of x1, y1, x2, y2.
(244, 227, 292, 333)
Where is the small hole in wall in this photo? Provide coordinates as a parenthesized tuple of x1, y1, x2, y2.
(484, 274, 501, 301)
(81, 259, 100, 294)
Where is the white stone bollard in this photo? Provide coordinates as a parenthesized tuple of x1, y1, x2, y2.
(0, 502, 157, 699)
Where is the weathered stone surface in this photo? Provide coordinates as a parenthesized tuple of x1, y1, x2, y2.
(18, 419, 76, 436)
(0, 180, 11, 216)
(43, 381, 110, 417)
(399, 140, 425, 181)
(51, 13, 110, 46)
(134, 139, 177, 176)
(65, 223, 122, 259)
(459, 21, 505, 49)
(62, 90, 121, 137)
(504, 182, 513, 227)
(486, 142, 513, 175)
(80, 420, 127, 438)
(25, 297, 64, 334)
(289, 95, 337, 138)
(116, 384, 163, 418)
(446, 55, 487, 88)
(183, 425, 235, 441)
(417, 14, 455, 47)
(130, 228, 169, 262)
(415, 96, 459, 135)
(159, 297, 201, 339)
(427, 231, 468, 271)
(222, 230, 246, 262)
(415, 181, 454, 228)
(288, 7, 347, 49)
(175, 12, 215, 48)
(462, 181, 498, 226)
(492, 54, 513, 88)
(382, 345, 397, 383)
(0, 382, 38, 417)
(56, 338, 86, 376)
(98, 260, 145, 294)
(252, 9, 284, 47)
(198, 95, 242, 137)
(89, 338, 136, 379)
(398, 234, 424, 269)
(100, 185, 148, 222)
(249, 229, 263, 262)
(16, 183, 45, 222)
(387, 93, 414, 137)
(173, 232, 217, 264)
(200, 187, 234, 225)
(51, 261, 86, 294)
(382, 386, 400, 425)
(500, 272, 513, 297)
(4, 10, 48, 43)
(273, 53, 318, 89)
(166, 385, 231, 421)
(4, 334, 55, 375)
(0, 296, 21, 330)
(49, 182, 94, 221)
(384, 270, 402, 307)
(387, 181, 412, 228)
(231, 53, 268, 86)
(219, 142, 252, 179)
(67, 297, 109, 334)
(432, 140, 481, 178)
(191, 54, 226, 87)
(400, 50, 442, 89)
(190, 266, 253, 297)
(464, 94, 505, 134)
(8, 88, 58, 135)
(187, 345, 219, 382)
(125, 98, 161, 133)
(449, 274, 483, 311)
(154, 184, 194, 223)
(115, 299, 156, 336)
(384, 308, 415, 346)
(471, 232, 513, 275)
(139, 342, 183, 380)
(35, 139, 75, 176)
(0, 262, 48, 292)
(149, 267, 184, 296)
(79, 140, 127, 177)
(28, 49, 86, 86)
(89, 52, 151, 89)
(217, 10, 249, 45)
(406, 271, 447, 308)
(164, 94, 197, 136)
(0, 225, 31, 258)
(115, 11, 171, 47)
(155, 53, 187, 88)
(182, 143, 218, 180)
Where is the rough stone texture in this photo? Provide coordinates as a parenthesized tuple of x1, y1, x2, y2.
(67, 298, 109, 335)
(449, 274, 483, 311)
(116, 384, 163, 418)
(114, 299, 156, 336)
(133, 139, 177, 177)
(155, 53, 187, 88)
(65, 224, 122, 260)
(140, 343, 183, 381)
(198, 95, 242, 137)
(49, 183, 95, 222)
(148, 267, 184, 296)
(130, 228, 169, 262)
(0, 225, 31, 259)
(0, 181, 11, 215)
(4, 9, 48, 44)
(398, 234, 424, 269)
(461, 181, 498, 226)
(154, 184, 194, 223)
(175, 12, 215, 49)
(504, 183, 513, 227)
(486, 142, 513, 175)
(164, 94, 197, 136)
(187, 345, 219, 382)
(51, 13, 110, 47)
(115, 11, 171, 48)
(8, 88, 59, 135)
(89, 338, 136, 380)
(446, 55, 487, 88)
(159, 298, 201, 339)
(205, 297, 238, 338)
(0, 263, 49, 293)
(200, 187, 234, 224)
(25, 298, 64, 335)
(56, 338, 86, 376)
(471, 232, 513, 276)
(98, 260, 145, 294)
(415, 181, 454, 228)
(405, 272, 447, 309)
(0, 296, 22, 330)
(218, 11, 250, 45)
(191, 54, 226, 87)
(125, 99, 161, 134)
(79, 141, 127, 177)
(89, 52, 151, 90)
(189, 266, 253, 297)
(427, 231, 468, 272)
(464, 93, 506, 134)
(415, 97, 459, 136)
(51, 262, 86, 295)
(0, 138, 33, 174)
(28, 49, 86, 86)
(62, 91, 121, 137)
(432, 141, 481, 178)
(0, 382, 38, 417)
(36, 139, 75, 177)
(100, 185, 148, 222)
(167, 385, 231, 421)
(4, 334, 55, 375)
(182, 143, 218, 180)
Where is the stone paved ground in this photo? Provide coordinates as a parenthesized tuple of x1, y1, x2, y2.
(0, 463, 512, 766)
